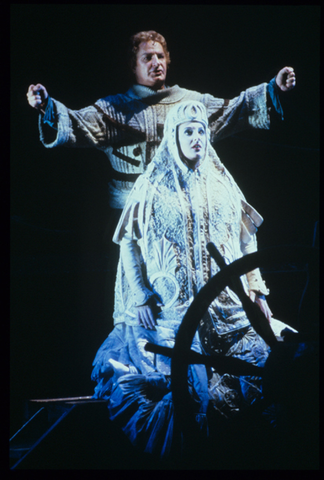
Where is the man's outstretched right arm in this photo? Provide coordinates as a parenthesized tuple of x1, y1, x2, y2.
(26, 83, 111, 149)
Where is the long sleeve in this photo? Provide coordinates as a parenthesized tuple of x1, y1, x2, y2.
(205, 83, 269, 143)
(36, 90, 151, 209)
(240, 200, 270, 296)
(115, 180, 155, 307)
(266, 76, 284, 121)
(42, 96, 57, 130)
(38, 97, 110, 149)
(205, 79, 284, 144)
(241, 235, 270, 296)
(120, 235, 154, 307)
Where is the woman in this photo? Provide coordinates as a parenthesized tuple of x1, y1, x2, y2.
(91, 101, 286, 458)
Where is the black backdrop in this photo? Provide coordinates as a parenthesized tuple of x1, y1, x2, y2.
(10, 5, 319, 436)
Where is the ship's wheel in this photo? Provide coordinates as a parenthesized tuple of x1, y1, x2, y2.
(145, 243, 317, 452)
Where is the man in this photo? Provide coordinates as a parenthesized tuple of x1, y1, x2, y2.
(26, 30, 295, 211)
(26, 30, 296, 322)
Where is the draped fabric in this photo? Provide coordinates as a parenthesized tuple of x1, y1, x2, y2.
(91, 101, 274, 458)
(112, 101, 269, 334)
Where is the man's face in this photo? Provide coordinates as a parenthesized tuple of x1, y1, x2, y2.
(133, 40, 167, 90)
(178, 121, 207, 167)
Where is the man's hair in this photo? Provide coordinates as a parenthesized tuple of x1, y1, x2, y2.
(128, 30, 171, 71)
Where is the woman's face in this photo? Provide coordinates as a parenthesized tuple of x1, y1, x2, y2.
(177, 121, 207, 168)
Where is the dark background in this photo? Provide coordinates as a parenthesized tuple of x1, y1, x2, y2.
(10, 5, 319, 437)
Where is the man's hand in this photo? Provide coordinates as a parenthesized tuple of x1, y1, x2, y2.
(276, 67, 296, 92)
(137, 304, 157, 330)
(26, 84, 48, 112)
(249, 291, 273, 323)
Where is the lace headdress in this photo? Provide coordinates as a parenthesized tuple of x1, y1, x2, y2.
(157, 101, 211, 173)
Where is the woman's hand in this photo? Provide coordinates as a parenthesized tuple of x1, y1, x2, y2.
(137, 304, 157, 330)
(249, 291, 273, 323)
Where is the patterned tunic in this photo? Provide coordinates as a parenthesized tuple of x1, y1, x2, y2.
(39, 83, 271, 208)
